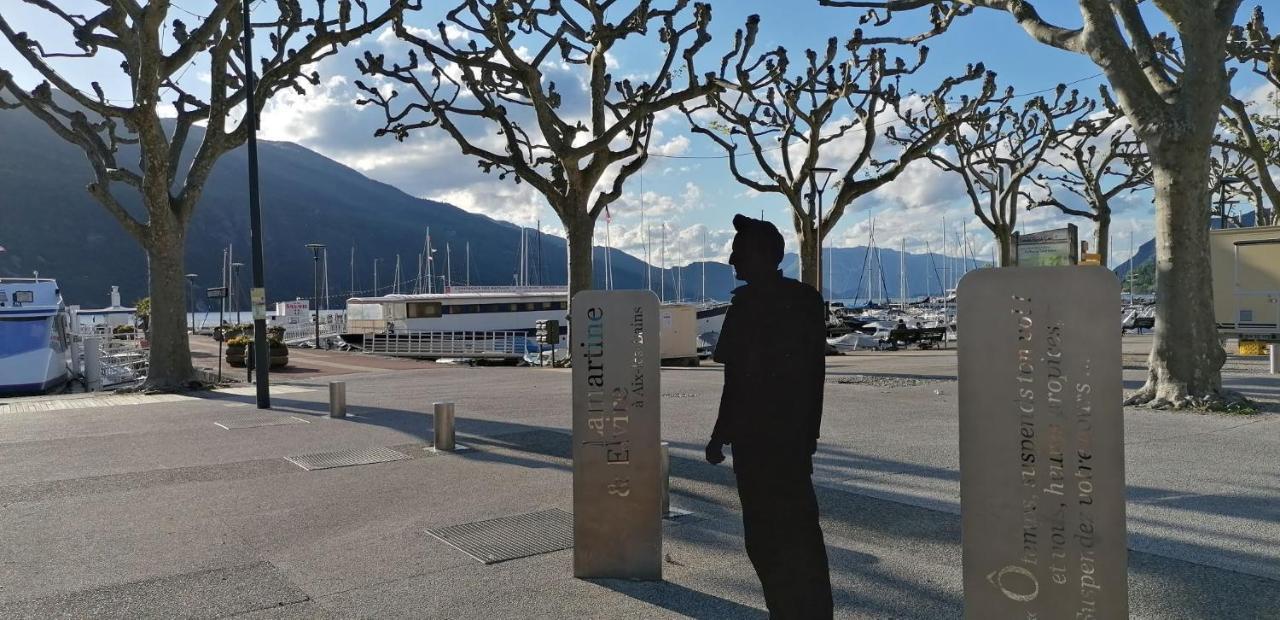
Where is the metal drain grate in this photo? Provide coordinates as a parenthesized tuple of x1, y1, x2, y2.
(215, 416, 310, 430)
(285, 447, 410, 471)
(426, 509, 573, 564)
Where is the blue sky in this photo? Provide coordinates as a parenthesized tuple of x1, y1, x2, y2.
(1, 1, 1272, 269)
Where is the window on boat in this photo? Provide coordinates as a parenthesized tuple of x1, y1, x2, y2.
(0, 316, 52, 358)
(406, 302, 443, 319)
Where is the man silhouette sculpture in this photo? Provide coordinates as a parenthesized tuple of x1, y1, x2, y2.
(706, 214, 833, 618)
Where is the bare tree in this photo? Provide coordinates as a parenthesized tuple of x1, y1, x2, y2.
(355, 0, 718, 300)
(1222, 7, 1280, 226)
(1029, 93, 1151, 266)
(0, 1, 414, 390)
(821, 0, 1248, 409)
(680, 16, 993, 289)
(891, 84, 1091, 266)
(1208, 139, 1262, 228)
(1220, 95, 1280, 227)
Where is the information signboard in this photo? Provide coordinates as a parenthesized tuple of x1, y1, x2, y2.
(570, 290, 662, 579)
(1015, 224, 1079, 267)
(958, 266, 1126, 619)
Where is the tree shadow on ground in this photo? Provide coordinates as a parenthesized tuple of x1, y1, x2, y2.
(189, 391, 1280, 616)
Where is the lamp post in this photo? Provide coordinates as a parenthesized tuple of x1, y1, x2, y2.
(808, 167, 838, 299)
(185, 273, 198, 333)
(230, 262, 243, 322)
(306, 244, 326, 348)
(243, 0, 270, 408)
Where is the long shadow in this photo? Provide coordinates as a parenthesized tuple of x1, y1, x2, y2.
(192, 390, 1280, 611)
(592, 580, 767, 619)
(1128, 484, 1280, 525)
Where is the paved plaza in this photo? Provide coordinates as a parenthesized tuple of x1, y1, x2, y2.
(0, 336, 1277, 618)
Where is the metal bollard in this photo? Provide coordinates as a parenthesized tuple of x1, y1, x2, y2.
(329, 381, 347, 418)
(433, 402, 456, 451)
(660, 441, 671, 518)
(83, 336, 102, 392)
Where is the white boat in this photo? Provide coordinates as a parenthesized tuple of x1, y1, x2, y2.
(340, 286, 568, 348)
(694, 301, 730, 356)
(0, 278, 72, 395)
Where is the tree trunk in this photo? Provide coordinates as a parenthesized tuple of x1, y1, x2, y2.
(143, 221, 198, 390)
(995, 226, 1015, 267)
(1126, 149, 1227, 408)
(563, 210, 597, 310)
(1094, 213, 1110, 268)
(798, 223, 820, 291)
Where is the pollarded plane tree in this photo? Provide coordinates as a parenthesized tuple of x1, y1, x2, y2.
(890, 83, 1091, 267)
(820, 0, 1250, 409)
(355, 0, 719, 300)
(1208, 138, 1263, 228)
(1029, 92, 1152, 266)
(0, 0, 415, 390)
(1222, 7, 1280, 226)
(680, 15, 993, 291)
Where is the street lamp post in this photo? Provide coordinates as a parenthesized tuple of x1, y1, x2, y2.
(808, 167, 838, 299)
(185, 273, 198, 333)
(230, 262, 243, 322)
(243, 0, 270, 408)
(306, 244, 326, 348)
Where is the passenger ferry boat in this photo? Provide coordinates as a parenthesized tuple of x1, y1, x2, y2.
(0, 278, 72, 395)
(340, 286, 569, 348)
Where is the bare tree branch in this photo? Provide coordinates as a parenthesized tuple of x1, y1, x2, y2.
(356, 0, 722, 296)
(0, 0, 415, 389)
(681, 14, 993, 285)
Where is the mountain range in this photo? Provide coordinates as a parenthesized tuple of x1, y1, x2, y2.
(1, 101, 975, 308)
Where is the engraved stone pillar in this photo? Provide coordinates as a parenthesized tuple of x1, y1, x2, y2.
(571, 290, 661, 579)
(958, 266, 1126, 619)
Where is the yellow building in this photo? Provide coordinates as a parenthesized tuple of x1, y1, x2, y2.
(1210, 226, 1280, 341)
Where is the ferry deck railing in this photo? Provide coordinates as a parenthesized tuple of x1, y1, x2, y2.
(364, 330, 530, 359)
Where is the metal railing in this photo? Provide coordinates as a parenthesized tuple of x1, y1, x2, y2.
(74, 332, 148, 388)
(280, 313, 346, 345)
(364, 330, 530, 359)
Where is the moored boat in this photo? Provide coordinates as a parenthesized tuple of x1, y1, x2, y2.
(0, 278, 72, 395)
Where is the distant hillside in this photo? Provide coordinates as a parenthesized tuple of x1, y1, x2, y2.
(1113, 213, 1262, 280)
(0, 100, 972, 307)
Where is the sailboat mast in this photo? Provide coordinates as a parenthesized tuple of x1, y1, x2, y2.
(446, 243, 452, 291)
(701, 229, 707, 302)
(660, 225, 666, 303)
(415, 253, 423, 295)
(1128, 230, 1135, 300)
(899, 237, 907, 311)
(466, 242, 471, 286)
(604, 215, 613, 290)
(394, 254, 401, 294)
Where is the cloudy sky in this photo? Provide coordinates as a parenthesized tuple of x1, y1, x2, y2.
(2, 1, 1273, 269)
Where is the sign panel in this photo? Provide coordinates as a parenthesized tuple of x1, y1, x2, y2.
(251, 287, 267, 321)
(206, 287, 228, 299)
(570, 290, 661, 579)
(1015, 224, 1079, 267)
(958, 267, 1125, 619)
(280, 300, 310, 316)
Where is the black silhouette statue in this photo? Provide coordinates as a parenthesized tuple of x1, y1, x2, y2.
(706, 214, 833, 618)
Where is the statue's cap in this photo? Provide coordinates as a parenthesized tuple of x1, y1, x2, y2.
(732, 214, 784, 266)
